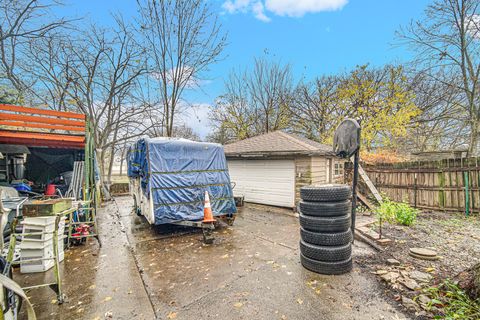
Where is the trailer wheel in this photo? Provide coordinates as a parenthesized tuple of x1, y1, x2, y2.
(133, 196, 142, 217)
(226, 215, 235, 226)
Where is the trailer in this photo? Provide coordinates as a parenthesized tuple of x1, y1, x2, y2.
(127, 138, 236, 241)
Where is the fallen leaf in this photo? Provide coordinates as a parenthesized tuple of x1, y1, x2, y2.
(51, 299, 57, 304)
(167, 311, 177, 319)
(89, 284, 96, 290)
(103, 296, 112, 302)
(296, 298, 303, 305)
(234, 302, 243, 308)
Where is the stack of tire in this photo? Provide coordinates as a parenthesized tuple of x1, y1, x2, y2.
(298, 184, 353, 275)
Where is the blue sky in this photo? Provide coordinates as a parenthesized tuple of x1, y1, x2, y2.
(58, 0, 431, 138)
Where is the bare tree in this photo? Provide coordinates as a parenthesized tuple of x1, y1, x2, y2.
(291, 75, 340, 142)
(248, 58, 293, 134)
(210, 70, 255, 142)
(399, 71, 468, 152)
(0, 0, 68, 96)
(210, 57, 294, 142)
(398, 0, 480, 154)
(137, 0, 227, 137)
(27, 17, 155, 183)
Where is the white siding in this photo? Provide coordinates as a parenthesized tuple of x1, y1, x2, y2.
(311, 157, 328, 184)
(228, 159, 296, 208)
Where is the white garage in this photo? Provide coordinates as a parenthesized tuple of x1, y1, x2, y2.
(224, 131, 345, 208)
(228, 159, 295, 207)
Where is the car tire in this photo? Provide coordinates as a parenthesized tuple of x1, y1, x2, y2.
(299, 240, 351, 262)
(300, 253, 353, 275)
(298, 200, 351, 217)
(299, 213, 351, 232)
(300, 184, 351, 202)
(300, 227, 352, 246)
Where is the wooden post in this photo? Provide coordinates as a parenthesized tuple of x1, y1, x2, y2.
(464, 171, 470, 217)
(413, 172, 417, 208)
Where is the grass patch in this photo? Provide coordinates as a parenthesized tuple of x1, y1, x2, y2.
(420, 280, 480, 319)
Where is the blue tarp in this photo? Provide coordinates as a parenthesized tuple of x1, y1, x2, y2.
(127, 138, 236, 225)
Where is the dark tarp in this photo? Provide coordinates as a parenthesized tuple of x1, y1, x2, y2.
(127, 138, 236, 225)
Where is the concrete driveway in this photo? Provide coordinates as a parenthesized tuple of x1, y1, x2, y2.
(18, 196, 409, 319)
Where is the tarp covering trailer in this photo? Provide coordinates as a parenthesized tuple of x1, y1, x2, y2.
(127, 138, 237, 225)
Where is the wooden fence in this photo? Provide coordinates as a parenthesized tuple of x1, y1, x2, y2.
(362, 157, 480, 214)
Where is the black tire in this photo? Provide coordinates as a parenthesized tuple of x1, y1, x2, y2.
(299, 240, 351, 262)
(300, 253, 352, 275)
(300, 184, 351, 202)
(299, 213, 351, 232)
(300, 227, 352, 246)
(299, 200, 350, 217)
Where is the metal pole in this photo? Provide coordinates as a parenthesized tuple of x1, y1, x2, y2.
(351, 150, 359, 242)
(351, 123, 361, 243)
(464, 171, 470, 217)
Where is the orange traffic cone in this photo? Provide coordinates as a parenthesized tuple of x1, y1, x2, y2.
(202, 191, 216, 223)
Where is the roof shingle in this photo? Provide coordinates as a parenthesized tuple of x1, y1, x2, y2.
(224, 131, 333, 157)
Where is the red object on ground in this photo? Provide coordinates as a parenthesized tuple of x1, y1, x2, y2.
(45, 184, 57, 195)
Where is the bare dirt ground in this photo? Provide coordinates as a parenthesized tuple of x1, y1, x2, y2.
(357, 211, 480, 318)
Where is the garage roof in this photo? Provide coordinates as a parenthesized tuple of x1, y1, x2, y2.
(224, 131, 333, 157)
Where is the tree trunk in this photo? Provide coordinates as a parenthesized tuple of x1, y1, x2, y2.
(468, 120, 479, 156)
(107, 143, 115, 185)
(454, 262, 480, 300)
(119, 150, 124, 176)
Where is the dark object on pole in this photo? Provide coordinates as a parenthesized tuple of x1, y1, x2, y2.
(333, 119, 361, 158)
(333, 119, 361, 242)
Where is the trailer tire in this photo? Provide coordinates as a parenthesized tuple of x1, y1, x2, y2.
(298, 200, 350, 217)
(300, 228, 352, 246)
(300, 240, 351, 262)
(300, 185, 351, 202)
(300, 253, 352, 275)
(299, 213, 351, 232)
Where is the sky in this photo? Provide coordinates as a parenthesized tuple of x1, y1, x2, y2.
(58, 0, 432, 138)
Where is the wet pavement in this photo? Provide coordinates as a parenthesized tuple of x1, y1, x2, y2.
(16, 196, 410, 319)
(15, 199, 155, 320)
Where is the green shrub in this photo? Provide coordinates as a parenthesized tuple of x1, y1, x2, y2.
(377, 198, 418, 226)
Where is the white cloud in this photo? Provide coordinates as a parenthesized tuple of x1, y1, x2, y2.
(222, 0, 347, 22)
(252, 2, 271, 22)
(265, 0, 348, 17)
(222, 0, 251, 13)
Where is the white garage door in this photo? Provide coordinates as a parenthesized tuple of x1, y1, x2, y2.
(228, 159, 295, 208)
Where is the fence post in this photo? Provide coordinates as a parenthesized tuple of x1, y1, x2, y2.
(413, 172, 417, 208)
(464, 171, 470, 217)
